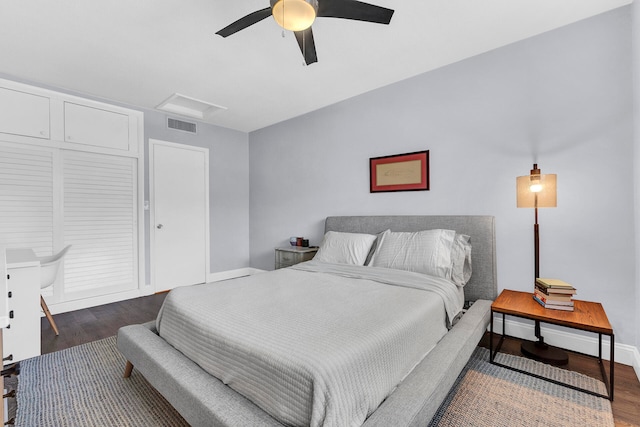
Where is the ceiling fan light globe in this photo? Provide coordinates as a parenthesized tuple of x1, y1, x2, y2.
(271, 0, 318, 31)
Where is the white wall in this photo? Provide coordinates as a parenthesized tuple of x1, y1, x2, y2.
(632, 1, 640, 356)
(249, 7, 636, 346)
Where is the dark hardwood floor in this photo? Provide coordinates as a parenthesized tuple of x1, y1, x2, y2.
(41, 294, 640, 427)
(41, 292, 168, 354)
(478, 333, 640, 427)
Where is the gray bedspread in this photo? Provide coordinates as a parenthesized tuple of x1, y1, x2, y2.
(155, 261, 462, 427)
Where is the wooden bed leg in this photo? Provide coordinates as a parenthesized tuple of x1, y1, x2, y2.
(124, 361, 134, 378)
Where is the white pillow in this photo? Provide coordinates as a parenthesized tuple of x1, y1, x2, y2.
(450, 233, 472, 286)
(368, 229, 456, 278)
(314, 231, 377, 265)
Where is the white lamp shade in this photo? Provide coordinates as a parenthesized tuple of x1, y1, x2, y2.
(517, 173, 557, 208)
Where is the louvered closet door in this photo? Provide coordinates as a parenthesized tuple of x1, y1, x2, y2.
(62, 150, 138, 300)
(0, 143, 54, 257)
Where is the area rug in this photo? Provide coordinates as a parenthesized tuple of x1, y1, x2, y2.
(14, 338, 614, 426)
(15, 336, 188, 426)
(429, 347, 614, 427)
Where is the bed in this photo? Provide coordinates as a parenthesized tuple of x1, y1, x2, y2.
(117, 215, 498, 426)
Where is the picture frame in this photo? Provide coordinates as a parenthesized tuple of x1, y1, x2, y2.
(369, 150, 429, 193)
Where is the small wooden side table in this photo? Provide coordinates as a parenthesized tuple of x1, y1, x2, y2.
(490, 289, 614, 400)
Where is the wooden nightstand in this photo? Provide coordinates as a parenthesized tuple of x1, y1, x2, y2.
(490, 289, 614, 400)
(274, 247, 318, 269)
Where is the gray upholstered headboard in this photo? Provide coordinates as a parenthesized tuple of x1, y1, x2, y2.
(324, 216, 498, 302)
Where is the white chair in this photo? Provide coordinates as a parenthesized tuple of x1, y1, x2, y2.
(38, 245, 71, 336)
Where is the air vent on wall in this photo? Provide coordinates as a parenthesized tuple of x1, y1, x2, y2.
(167, 117, 197, 134)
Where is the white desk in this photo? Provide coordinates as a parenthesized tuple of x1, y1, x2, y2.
(3, 248, 40, 364)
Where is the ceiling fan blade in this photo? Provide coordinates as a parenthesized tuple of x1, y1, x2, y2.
(215, 7, 272, 38)
(294, 28, 318, 65)
(317, 0, 393, 24)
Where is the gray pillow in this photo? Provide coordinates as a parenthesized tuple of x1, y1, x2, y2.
(450, 234, 472, 286)
(314, 231, 377, 265)
(368, 229, 456, 279)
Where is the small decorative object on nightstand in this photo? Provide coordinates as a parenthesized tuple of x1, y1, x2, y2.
(533, 277, 576, 311)
(275, 247, 318, 269)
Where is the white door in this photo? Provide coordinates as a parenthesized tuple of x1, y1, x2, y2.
(150, 140, 209, 291)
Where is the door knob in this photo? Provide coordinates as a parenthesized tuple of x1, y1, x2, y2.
(157, 224, 163, 229)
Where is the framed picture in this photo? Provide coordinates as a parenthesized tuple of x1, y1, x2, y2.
(369, 150, 429, 193)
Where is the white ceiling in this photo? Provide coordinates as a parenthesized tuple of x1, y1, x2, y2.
(0, 0, 631, 132)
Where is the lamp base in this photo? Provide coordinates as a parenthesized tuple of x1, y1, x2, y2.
(521, 340, 569, 366)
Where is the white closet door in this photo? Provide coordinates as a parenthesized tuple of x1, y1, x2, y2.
(62, 150, 138, 300)
(0, 142, 54, 256)
(150, 140, 208, 291)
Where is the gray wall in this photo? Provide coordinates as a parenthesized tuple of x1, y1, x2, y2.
(143, 110, 250, 279)
(249, 7, 636, 346)
(633, 1, 640, 353)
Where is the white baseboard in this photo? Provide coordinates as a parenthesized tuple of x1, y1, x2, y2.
(493, 317, 640, 382)
(48, 287, 152, 315)
(631, 346, 640, 383)
(48, 269, 266, 315)
(206, 267, 265, 283)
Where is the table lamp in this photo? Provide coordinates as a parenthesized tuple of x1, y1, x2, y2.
(516, 164, 567, 365)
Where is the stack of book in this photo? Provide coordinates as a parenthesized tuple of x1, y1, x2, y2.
(534, 278, 576, 311)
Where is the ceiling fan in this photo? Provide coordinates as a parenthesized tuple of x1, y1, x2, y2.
(215, 0, 394, 65)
